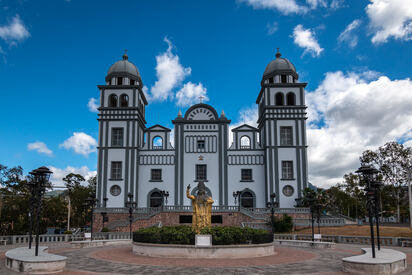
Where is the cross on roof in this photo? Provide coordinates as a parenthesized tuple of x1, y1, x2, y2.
(199, 95, 205, 103)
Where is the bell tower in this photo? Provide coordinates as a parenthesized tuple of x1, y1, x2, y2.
(96, 52, 148, 208)
(256, 49, 308, 208)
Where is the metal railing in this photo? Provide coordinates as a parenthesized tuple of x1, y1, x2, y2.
(273, 234, 412, 247)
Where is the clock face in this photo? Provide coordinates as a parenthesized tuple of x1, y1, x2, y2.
(187, 108, 216, 120)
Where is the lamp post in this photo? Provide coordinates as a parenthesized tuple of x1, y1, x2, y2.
(27, 181, 36, 250)
(85, 196, 99, 241)
(233, 191, 241, 211)
(408, 168, 412, 229)
(266, 193, 278, 235)
(125, 192, 137, 240)
(28, 166, 53, 256)
(356, 165, 380, 258)
(160, 190, 169, 210)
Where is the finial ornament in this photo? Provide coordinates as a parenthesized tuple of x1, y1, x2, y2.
(123, 49, 128, 60)
(221, 110, 226, 117)
(275, 48, 281, 58)
(178, 110, 182, 117)
(199, 95, 205, 103)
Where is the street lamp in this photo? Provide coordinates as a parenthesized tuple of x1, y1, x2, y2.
(266, 193, 278, 235)
(125, 192, 137, 240)
(28, 166, 53, 256)
(233, 191, 241, 211)
(85, 196, 99, 241)
(356, 165, 380, 258)
(160, 190, 169, 210)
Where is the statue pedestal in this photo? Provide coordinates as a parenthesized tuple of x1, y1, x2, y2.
(195, 234, 212, 247)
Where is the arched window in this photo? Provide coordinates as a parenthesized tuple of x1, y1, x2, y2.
(152, 136, 163, 149)
(275, 93, 284, 106)
(240, 136, 251, 149)
(240, 191, 254, 208)
(287, 92, 295, 106)
(149, 191, 163, 207)
(120, 94, 129, 107)
(109, 94, 118, 107)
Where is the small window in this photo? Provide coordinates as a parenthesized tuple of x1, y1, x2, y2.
(120, 94, 129, 107)
(152, 136, 163, 149)
(110, 185, 121, 196)
(151, 169, 162, 181)
(110, 161, 122, 180)
(111, 128, 124, 147)
(283, 185, 294, 197)
(197, 140, 205, 150)
(275, 93, 284, 106)
(130, 79, 135, 85)
(109, 94, 118, 107)
(287, 92, 296, 105)
(268, 77, 274, 84)
(281, 161, 293, 179)
(281, 75, 287, 83)
(280, 127, 293, 146)
(240, 136, 251, 149)
(117, 77, 123, 85)
(196, 164, 207, 180)
(241, 169, 252, 181)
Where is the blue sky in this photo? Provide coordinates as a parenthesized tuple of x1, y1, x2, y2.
(1, 0, 411, 186)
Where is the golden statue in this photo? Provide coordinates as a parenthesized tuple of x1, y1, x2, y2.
(186, 182, 214, 233)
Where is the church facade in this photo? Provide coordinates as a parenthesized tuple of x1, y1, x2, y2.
(96, 51, 308, 210)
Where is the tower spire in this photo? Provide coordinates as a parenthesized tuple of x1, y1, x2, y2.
(123, 49, 128, 60)
(275, 48, 281, 58)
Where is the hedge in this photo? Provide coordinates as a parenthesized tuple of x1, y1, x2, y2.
(133, 226, 273, 245)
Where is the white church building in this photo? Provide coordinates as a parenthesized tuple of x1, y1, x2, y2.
(96, 50, 308, 210)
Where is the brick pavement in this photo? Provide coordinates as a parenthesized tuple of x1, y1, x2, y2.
(0, 243, 411, 274)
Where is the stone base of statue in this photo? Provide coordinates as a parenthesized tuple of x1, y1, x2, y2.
(342, 248, 406, 275)
(5, 246, 67, 274)
(133, 241, 275, 259)
(195, 234, 212, 247)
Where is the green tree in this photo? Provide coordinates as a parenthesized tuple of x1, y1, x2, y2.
(63, 173, 94, 228)
(360, 141, 412, 222)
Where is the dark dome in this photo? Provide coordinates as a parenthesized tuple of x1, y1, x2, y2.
(105, 53, 141, 82)
(263, 51, 298, 79)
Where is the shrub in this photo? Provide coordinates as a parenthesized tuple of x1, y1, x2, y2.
(101, 227, 109, 232)
(64, 230, 72, 235)
(133, 226, 195, 245)
(272, 214, 293, 233)
(133, 226, 272, 245)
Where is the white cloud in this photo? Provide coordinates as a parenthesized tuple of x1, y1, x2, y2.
(239, 0, 308, 15)
(49, 166, 96, 187)
(175, 82, 208, 107)
(149, 37, 191, 102)
(306, 0, 327, 9)
(307, 71, 412, 187)
(87, 97, 99, 113)
(292, 24, 324, 57)
(366, 0, 412, 44)
(27, 141, 53, 157)
(330, 0, 345, 9)
(337, 19, 362, 48)
(266, 22, 278, 35)
(0, 15, 30, 45)
(59, 132, 97, 157)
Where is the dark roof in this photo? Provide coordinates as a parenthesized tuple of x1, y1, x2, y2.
(262, 51, 298, 80)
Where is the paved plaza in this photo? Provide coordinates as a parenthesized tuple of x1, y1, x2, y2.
(1, 243, 412, 274)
